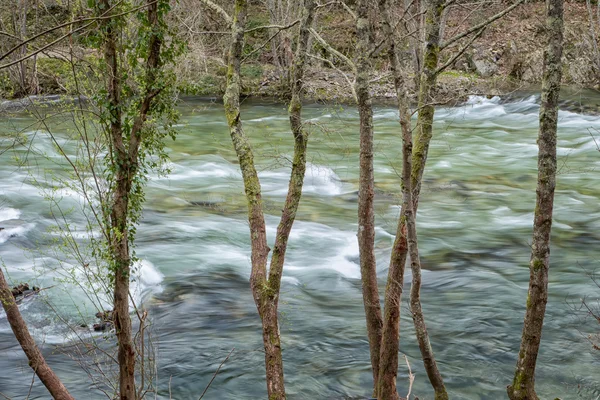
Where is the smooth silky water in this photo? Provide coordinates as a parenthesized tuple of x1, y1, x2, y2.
(0, 93, 599, 399)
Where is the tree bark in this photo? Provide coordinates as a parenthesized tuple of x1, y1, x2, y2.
(404, 2, 449, 399)
(507, 0, 564, 399)
(0, 270, 74, 400)
(223, 0, 315, 398)
(375, 0, 412, 397)
(354, 0, 384, 390)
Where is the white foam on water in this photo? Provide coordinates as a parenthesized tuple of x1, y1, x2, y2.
(303, 163, 344, 195)
(286, 220, 360, 279)
(490, 206, 533, 229)
(131, 259, 164, 307)
(159, 160, 241, 181)
(306, 113, 332, 122)
(373, 110, 399, 120)
(260, 163, 345, 196)
(246, 115, 288, 122)
(434, 160, 452, 169)
(282, 276, 300, 286)
(0, 208, 35, 244)
(0, 208, 21, 221)
(0, 224, 35, 244)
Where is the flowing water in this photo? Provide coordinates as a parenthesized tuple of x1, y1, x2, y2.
(0, 93, 599, 399)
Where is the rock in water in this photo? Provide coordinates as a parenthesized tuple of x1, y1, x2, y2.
(93, 309, 115, 332)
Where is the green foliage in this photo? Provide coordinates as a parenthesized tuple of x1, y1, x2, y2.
(178, 75, 225, 95)
(241, 64, 263, 79)
(88, 0, 183, 277)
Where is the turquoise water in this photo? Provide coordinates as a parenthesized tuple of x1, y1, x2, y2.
(0, 94, 599, 399)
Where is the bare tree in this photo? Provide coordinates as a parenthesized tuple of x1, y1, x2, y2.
(507, 0, 564, 399)
(222, 0, 316, 397)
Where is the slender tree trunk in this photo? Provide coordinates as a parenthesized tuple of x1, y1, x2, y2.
(375, 0, 411, 397)
(507, 1, 564, 399)
(354, 0, 383, 389)
(99, 1, 164, 398)
(0, 270, 74, 400)
(407, 2, 449, 398)
(97, 1, 136, 397)
(412, 0, 443, 203)
(18, 0, 27, 94)
(223, 0, 315, 397)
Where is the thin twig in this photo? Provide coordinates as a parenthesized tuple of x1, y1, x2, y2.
(241, 20, 301, 62)
(440, 0, 525, 50)
(405, 355, 415, 400)
(435, 26, 486, 75)
(198, 348, 235, 400)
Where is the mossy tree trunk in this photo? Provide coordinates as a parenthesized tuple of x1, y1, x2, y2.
(507, 0, 564, 398)
(0, 269, 74, 400)
(406, 2, 449, 399)
(223, 0, 315, 398)
(354, 0, 383, 391)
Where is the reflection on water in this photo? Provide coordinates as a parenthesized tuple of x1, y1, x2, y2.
(0, 94, 599, 399)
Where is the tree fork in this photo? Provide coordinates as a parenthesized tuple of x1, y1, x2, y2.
(223, 0, 315, 398)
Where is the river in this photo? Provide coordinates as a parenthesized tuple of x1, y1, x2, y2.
(0, 93, 599, 399)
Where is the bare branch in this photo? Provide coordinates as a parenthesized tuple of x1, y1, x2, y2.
(241, 20, 302, 63)
(309, 28, 356, 73)
(316, 0, 356, 19)
(245, 19, 300, 33)
(440, 0, 525, 50)
(0, 0, 128, 63)
(435, 26, 486, 75)
(0, 0, 162, 69)
(198, 348, 235, 400)
(307, 53, 357, 101)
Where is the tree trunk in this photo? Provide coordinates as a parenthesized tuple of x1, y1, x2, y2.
(223, 0, 315, 398)
(354, 0, 383, 389)
(0, 270, 74, 400)
(375, 0, 411, 397)
(18, 0, 28, 94)
(99, 1, 164, 398)
(97, 0, 136, 397)
(412, 0, 443, 203)
(408, 2, 449, 399)
(507, 0, 564, 398)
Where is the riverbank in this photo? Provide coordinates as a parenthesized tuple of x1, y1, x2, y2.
(2, 2, 599, 105)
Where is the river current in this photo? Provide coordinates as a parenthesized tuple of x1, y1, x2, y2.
(0, 93, 599, 399)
